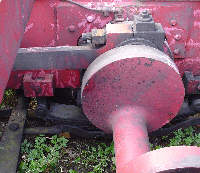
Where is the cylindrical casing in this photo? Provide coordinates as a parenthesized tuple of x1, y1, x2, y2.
(0, 0, 35, 102)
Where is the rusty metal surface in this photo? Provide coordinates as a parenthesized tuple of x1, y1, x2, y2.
(0, 97, 26, 173)
(0, 0, 35, 102)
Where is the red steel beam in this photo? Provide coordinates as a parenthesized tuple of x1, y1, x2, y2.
(0, 0, 35, 102)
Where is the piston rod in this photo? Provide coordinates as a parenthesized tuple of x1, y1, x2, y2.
(81, 45, 200, 172)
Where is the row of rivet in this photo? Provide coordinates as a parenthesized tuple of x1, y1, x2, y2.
(68, 16, 95, 33)
(170, 19, 182, 57)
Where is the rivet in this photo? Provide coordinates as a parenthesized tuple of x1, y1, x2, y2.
(170, 19, 177, 26)
(197, 84, 200, 90)
(174, 34, 181, 41)
(87, 16, 95, 23)
(173, 48, 180, 55)
(68, 25, 76, 32)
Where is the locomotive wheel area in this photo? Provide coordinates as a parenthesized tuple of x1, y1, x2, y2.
(1, 0, 200, 172)
(0, 91, 200, 173)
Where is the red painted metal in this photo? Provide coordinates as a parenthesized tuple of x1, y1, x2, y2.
(0, 0, 35, 102)
(81, 45, 200, 172)
(23, 72, 54, 97)
(112, 107, 150, 172)
(113, 109, 200, 173)
(82, 45, 184, 132)
(122, 146, 200, 173)
(2, 0, 200, 97)
(7, 70, 80, 96)
(21, 0, 200, 61)
(3, 0, 199, 97)
(0, 0, 200, 172)
(56, 2, 114, 46)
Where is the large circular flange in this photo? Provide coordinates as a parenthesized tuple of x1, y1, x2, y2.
(120, 146, 200, 173)
(81, 45, 185, 133)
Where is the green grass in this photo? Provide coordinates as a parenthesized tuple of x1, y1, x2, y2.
(2, 89, 199, 172)
(18, 126, 200, 173)
(0, 89, 16, 109)
(18, 135, 68, 173)
(150, 126, 200, 150)
(73, 142, 115, 173)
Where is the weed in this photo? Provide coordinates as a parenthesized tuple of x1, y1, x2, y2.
(0, 89, 16, 109)
(151, 126, 200, 150)
(17, 126, 199, 173)
(69, 170, 78, 173)
(18, 135, 68, 173)
(73, 142, 115, 173)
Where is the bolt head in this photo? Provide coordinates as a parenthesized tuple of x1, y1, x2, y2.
(173, 48, 180, 55)
(87, 16, 95, 23)
(137, 10, 152, 22)
(140, 10, 150, 18)
(68, 25, 76, 32)
(170, 19, 177, 26)
(174, 34, 181, 41)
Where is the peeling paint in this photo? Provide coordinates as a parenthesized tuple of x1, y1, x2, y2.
(50, 23, 55, 30)
(25, 23, 34, 33)
(78, 19, 87, 28)
(194, 21, 200, 29)
(188, 39, 200, 48)
(49, 39, 56, 46)
(194, 9, 200, 17)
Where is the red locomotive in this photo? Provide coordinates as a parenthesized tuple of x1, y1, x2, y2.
(0, 0, 200, 172)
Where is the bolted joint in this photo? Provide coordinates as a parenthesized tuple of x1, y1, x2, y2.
(140, 10, 150, 18)
(134, 10, 156, 32)
(137, 10, 153, 22)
